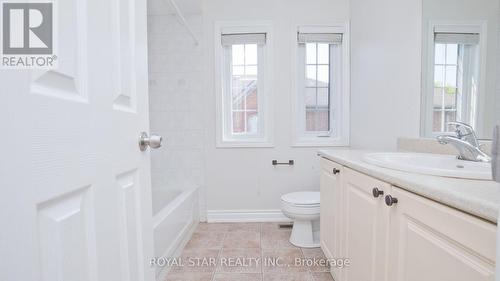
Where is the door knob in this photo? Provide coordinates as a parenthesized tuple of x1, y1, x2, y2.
(372, 187, 384, 198)
(385, 195, 398, 206)
(139, 132, 162, 151)
(332, 168, 340, 175)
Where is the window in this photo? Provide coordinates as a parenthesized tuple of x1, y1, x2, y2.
(305, 42, 331, 132)
(422, 23, 483, 137)
(432, 33, 479, 133)
(216, 24, 272, 147)
(227, 43, 259, 135)
(293, 27, 349, 146)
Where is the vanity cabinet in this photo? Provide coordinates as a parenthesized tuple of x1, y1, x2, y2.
(342, 167, 391, 281)
(319, 158, 497, 281)
(319, 158, 343, 280)
(388, 187, 496, 281)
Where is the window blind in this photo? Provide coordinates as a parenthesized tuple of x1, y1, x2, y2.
(297, 33, 343, 44)
(434, 33, 479, 45)
(221, 33, 266, 46)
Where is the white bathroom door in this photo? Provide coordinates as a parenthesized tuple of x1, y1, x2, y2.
(0, 0, 154, 281)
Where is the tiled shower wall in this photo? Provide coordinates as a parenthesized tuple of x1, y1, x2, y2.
(147, 12, 205, 206)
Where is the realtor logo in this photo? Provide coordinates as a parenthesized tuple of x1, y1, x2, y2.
(1, 1, 57, 68)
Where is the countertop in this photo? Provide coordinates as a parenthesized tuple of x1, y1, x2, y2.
(318, 149, 500, 224)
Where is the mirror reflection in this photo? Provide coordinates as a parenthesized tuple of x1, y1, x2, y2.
(421, 0, 500, 139)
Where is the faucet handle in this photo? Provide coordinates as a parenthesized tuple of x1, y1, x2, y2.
(447, 122, 473, 137)
(446, 122, 479, 147)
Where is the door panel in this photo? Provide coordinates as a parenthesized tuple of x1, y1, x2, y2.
(37, 186, 96, 281)
(342, 168, 390, 281)
(31, 0, 87, 102)
(388, 187, 496, 281)
(116, 169, 141, 281)
(110, 0, 137, 112)
(0, 0, 153, 280)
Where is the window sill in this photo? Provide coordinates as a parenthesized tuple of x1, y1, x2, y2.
(216, 140, 275, 148)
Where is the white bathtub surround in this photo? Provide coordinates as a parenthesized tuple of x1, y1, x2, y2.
(153, 187, 200, 278)
(318, 149, 500, 223)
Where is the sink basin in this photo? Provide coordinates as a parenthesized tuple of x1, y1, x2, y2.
(363, 152, 492, 180)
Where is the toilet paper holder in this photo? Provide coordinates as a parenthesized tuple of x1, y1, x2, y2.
(272, 160, 294, 166)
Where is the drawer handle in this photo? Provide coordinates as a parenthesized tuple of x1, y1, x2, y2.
(385, 195, 398, 206)
(372, 188, 384, 198)
(332, 168, 340, 175)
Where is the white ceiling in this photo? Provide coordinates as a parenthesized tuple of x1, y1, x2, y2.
(147, 0, 203, 15)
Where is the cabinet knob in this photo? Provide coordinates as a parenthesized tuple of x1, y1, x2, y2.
(385, 195, 398, 206)
(372, 188, 384, 198)
(332, 168, 340, 175)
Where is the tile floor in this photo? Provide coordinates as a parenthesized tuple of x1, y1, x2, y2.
(163, 222, 334, 281)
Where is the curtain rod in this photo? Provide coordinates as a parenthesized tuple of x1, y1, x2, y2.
(167, 0, 199, 45)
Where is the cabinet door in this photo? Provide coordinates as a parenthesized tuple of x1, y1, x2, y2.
(388, 187, 496, 281)
(342, 168, 391, 281)
(320, 158, 343, 280)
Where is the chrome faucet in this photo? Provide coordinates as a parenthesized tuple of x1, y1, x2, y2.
(436, 122, 491, 162)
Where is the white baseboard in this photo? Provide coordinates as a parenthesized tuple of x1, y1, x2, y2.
(207, 209, 292, 223)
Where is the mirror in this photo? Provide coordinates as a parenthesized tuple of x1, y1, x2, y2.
(421, 0, 500, 139)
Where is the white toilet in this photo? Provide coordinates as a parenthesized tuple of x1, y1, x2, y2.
(280, 191, 320, 248)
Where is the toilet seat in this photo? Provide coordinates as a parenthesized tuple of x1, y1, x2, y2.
(281, 203, 320, 217)
(281, 191, 320, 206)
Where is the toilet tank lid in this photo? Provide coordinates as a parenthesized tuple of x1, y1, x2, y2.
(281, 192, 320, 205)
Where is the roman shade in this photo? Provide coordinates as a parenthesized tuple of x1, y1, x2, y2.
(221, 33, 266, 46)
(434, 33, 480, 45)
(297, 33, 343, 44)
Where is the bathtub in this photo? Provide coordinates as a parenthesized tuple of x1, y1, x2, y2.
(152, 187, 199, 276)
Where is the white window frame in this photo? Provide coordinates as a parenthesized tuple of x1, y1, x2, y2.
(214, 21, 274, 148)
(421, 21, 487, 137)
(291, 24, 350, 147)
